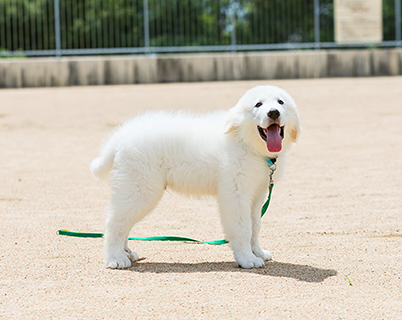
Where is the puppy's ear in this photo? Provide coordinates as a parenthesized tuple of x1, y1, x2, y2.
(224, 108, 238, 134)
(288, 115, 301, 142)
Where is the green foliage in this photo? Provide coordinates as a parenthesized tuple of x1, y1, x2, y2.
(383, 0, 398, 41)
(0, 48, 26, 58)
(147, 0, 231, 46)
(0, 0, 399, 52)
(0, 0, 54, 50)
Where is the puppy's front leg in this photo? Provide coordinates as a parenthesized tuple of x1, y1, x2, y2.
(250, 191, 273, 261)
(218, 190, 265, 269)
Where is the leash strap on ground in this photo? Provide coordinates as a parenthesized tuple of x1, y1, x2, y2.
(58, 157, 276, 245)
(58, 229, 228, 245)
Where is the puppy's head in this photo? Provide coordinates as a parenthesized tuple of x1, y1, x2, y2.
(224, 85, 301, 156)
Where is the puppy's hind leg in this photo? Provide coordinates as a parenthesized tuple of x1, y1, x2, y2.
(104, 174, 165, 269)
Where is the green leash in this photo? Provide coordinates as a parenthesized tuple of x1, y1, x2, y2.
(58, 157, 276, 245)
(58, 230, 229, 245)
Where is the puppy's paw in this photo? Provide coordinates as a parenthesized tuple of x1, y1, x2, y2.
(106, 249, 139, 269)
(236, 255, 265, 269)
(125, 247, 140, 262)
(253, 248, 273, 261)
(106, 255, 131, 269)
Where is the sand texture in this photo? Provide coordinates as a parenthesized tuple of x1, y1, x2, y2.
(1, 77, 401, 319)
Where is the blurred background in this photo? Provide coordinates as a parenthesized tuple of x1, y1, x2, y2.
(0, 0, 400, 57)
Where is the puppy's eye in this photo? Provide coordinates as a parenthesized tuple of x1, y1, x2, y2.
(277, 99, 284, 105)
(254, 102, 262, 108)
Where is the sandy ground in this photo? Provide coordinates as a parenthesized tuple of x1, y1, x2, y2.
(0, 77, 401, 319)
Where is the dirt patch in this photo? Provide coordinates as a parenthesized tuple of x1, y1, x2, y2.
(1, 77, 401, 319)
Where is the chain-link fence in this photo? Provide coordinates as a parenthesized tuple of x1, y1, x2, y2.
(0, 0, 401, 57)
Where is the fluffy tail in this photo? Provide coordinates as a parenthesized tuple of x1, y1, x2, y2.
(90, 137, 117, 181)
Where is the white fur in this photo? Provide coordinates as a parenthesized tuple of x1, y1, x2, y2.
(91, 85, 301, 269)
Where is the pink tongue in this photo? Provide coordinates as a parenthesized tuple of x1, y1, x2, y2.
(266, 124, 282, 152)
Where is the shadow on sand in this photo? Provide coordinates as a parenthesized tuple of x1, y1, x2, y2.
(128, 260, 337, 283)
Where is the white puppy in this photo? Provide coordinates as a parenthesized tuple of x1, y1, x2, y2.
(91, 85, 301, 269)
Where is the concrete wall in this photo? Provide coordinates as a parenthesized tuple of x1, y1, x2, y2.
(0, 49, 401, 88)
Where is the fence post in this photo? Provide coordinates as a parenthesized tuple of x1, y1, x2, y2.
(313, 0, 320, 50)
(230, 0, 237, 53)
(54, 0, 61, 57)
(143, 0, 150, 54)
(396, 0, 401, 47)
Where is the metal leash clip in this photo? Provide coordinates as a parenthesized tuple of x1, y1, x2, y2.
(269, 163, 276, 186)
(265, 157, 277, 186)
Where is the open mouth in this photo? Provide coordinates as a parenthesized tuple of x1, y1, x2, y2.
(258, 124, 284, 152)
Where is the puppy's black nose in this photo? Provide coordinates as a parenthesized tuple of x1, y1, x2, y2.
(268, 109, 280, 120)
